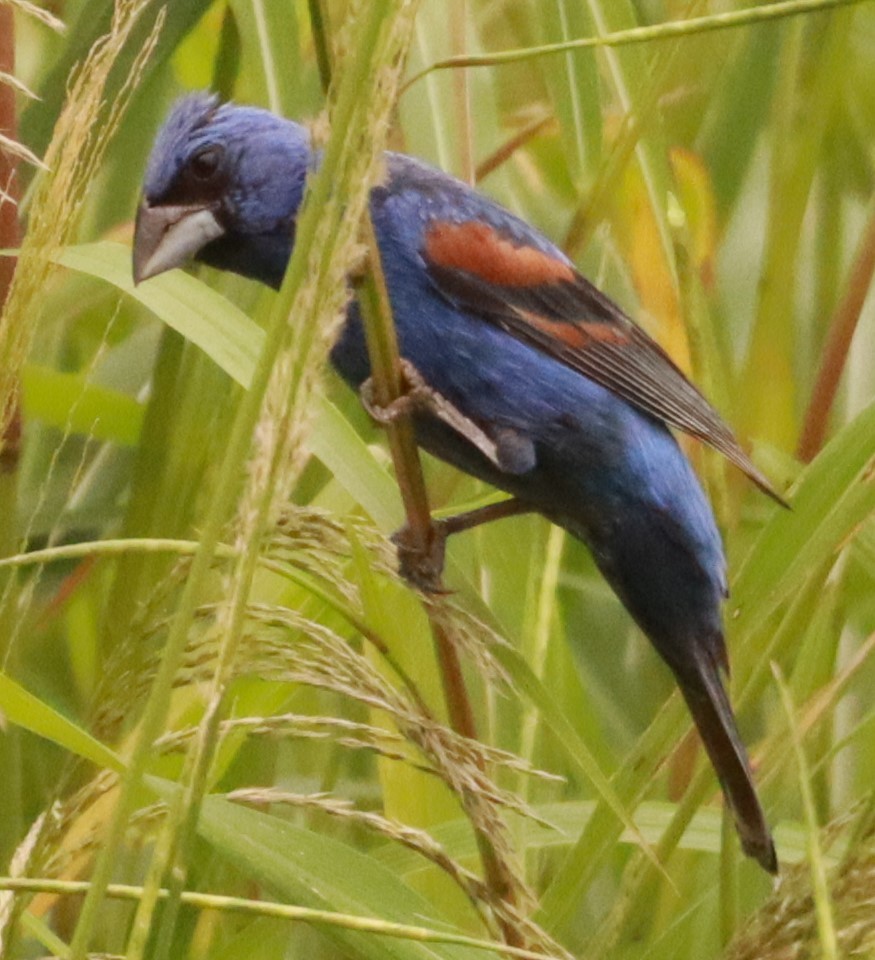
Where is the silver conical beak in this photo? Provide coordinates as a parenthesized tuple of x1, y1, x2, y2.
(132, 201, 224, 284)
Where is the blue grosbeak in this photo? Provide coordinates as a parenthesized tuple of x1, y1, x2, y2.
(133, 94, 782, 872)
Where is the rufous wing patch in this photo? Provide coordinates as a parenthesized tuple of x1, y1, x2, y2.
(425, 220, 575, 287)
(516, 309, 631, 349)
(577, 320, 630, 345)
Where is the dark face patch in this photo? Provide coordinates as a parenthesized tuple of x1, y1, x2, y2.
(150, 142, 230, 209)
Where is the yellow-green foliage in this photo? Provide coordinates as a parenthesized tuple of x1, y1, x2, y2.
(2, 2, 875, 960)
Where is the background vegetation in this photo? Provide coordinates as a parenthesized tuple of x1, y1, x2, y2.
(2, 1, 875, 958)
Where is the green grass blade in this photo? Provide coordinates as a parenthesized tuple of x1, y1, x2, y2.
(196, 794, 486, 960)
(0, 672, 124, 773)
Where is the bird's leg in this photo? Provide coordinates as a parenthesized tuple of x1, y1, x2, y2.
(361, 359, 535, 589)
(391, 497, 534, 592)
(360, 358, 502, 470)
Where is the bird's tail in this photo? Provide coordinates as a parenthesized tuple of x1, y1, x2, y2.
(677, 653, 777, 874)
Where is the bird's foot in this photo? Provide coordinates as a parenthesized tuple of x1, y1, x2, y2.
(390, 519, 452, 594)
(359, 359, 424, 424)
(390, 499, 534, 593)
(361, 362, 535, 591)
(360, 360, 502, 469)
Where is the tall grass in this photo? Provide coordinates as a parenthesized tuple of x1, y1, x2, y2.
(1, 1, 875, 958)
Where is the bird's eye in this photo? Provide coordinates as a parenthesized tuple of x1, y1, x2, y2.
(189, 145, 223, 182)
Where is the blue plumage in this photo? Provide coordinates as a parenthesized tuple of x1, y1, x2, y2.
(133, 94, 779, 872)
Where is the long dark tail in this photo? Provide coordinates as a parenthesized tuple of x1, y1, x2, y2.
(677, 654, 777, 873)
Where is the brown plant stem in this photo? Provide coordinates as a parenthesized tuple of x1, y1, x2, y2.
(797, 199, 875, 462)
(310, 9, 526, 941)
(429, 616, 523, 919)
(0, 1, 23, 866)
(475, 113, 555, 184)
(357, 215, 525, 946)
(0, 4, 21, 473)
(451, 0, 473, 186)
(357, 217, 435, 551)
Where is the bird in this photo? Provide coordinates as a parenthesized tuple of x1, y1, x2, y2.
(133, 93, 782, 873)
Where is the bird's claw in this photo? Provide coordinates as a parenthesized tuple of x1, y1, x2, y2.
(360, 360, 502, 469)
(390, 519, 452, 594)
(359, 359, 430, 424)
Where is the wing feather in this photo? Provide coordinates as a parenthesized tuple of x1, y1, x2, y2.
(424, 220, 786, 506)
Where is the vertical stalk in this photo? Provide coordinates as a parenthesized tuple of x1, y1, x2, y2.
(307, 0, 334, 94)
(0, 1, 23, 859)
(451, 0, 473, 184)
(357, 218, 525, 944)
(0, 6, 21, 575)
(70, 6, 403, 956)
(797, 200, 875, 462)
(357, 222, 435, 543)
(742, 11, 851, 447)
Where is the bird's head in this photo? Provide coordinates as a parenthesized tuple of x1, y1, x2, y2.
(133, 93, 311, 288)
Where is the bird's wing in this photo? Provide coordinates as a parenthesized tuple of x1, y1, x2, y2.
(422, 218, 785, 505)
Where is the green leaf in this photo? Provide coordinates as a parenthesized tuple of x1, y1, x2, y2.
(23, 363, 145, 445)
(733, 397, 875, 635)
(57, 242, 263, 389)
(373, 801, 815, 876)
(309, 398, 402, 531)
(489, 641, 662, 876)
(58, 242, 406, 534)
(0, 672, 124, 773)
(196, 795, 484, 960)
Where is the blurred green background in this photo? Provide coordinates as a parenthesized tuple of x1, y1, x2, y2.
(2, 1, 875, 958)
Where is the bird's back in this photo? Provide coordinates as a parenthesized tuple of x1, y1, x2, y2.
(330, 155, 729, 670)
